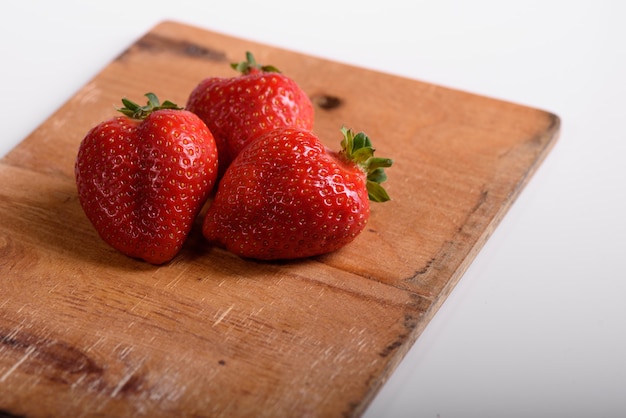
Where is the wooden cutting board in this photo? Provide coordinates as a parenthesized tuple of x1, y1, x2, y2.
(0, 21, 559, 417)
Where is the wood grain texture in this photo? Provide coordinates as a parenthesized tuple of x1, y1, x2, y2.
(0, 21, 559, 417)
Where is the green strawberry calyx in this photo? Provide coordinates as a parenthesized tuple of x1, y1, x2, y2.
(339, 127, 393, 203)
(117, 92, 182, 120)
(231, 51, 281, 74)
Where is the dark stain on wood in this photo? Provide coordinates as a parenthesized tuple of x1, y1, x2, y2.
(116, 32, 228, 63)
(311, 94, 343, 110)
(0, 409, 26, 418)
(0, 328, 104, 388)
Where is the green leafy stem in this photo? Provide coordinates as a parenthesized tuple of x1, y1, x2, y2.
(340, 127, 393, 203)
(117, 92, 181, 120)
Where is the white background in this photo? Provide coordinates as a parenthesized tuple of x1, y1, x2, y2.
(2, 1, 625, 417)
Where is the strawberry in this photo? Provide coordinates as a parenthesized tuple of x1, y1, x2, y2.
(186, 51, 314, 176)
(202, 127, 392, 260)
(75, 93, 219, 264)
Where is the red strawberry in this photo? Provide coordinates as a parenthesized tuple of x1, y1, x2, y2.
(75, 93, 218, 264)
(186, 51, 314, 176)
(202, 127, 392, 260)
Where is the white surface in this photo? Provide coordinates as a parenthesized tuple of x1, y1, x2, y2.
(2, 1, 625, 417)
